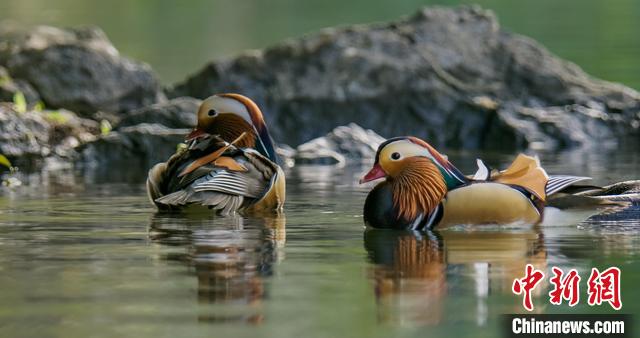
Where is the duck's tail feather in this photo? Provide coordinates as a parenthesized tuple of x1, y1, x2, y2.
(546, 194, 630, 210)
(155, 190, 191, 205)
(147, 162, 169, 209)
(577, 180, 640, 200)
(154, 190, 245, 215)
(544, 177, 640, 211)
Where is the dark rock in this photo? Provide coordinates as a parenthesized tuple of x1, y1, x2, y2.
(295, 123, 385, 165)
(0, 104, 99, 168)
(44, 110, 100, 152)
(0, 66, 40, 103)
(0, 26, 165, 117)
(77, 123, 187, 170)
(170, 5, 640, 150)
(117, 97, 201, 129)
(0, 104, 50, 162)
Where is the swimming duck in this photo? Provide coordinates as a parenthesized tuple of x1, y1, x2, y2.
(360, 136, 637, 230)
(146, 94, 285, 214)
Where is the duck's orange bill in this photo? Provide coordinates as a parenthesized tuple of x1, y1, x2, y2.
(359, 163, 386, 184)
(185, 128, 207, 142)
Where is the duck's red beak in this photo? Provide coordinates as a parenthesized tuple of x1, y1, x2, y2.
(359, 163, 386, 184)
(185, 128, 208, 142)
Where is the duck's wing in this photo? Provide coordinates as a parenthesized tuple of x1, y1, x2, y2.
(469, 159, 598, 199)
(545, 175, 593, 196)
(241, 149, 286, 213)
(147, 135, 226, 204)
(577, 180, 640, 199)
(490, 154, 549, 201)
(153, 151, 272, 214)
(544, 178, 635, 220)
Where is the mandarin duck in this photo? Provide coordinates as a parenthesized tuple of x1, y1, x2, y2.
(360, 136, 638, 230)
(146, 93, 285, 214)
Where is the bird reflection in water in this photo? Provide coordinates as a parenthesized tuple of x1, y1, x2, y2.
(364, 227, 546, 326)
(148, 213, 286, 324)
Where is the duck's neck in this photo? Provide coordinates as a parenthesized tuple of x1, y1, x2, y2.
(210, 115, 257, 149)
(390, 158, 448, 222)
(210, 114, 279, 162)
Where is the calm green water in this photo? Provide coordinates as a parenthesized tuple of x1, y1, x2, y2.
(1, 0, 639, 89)
(1, 150, 639, 338)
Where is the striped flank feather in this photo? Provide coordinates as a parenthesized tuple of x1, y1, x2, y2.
(546, 175, 592, 196)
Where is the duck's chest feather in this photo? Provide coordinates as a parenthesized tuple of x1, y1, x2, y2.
(363, 182, 428, 229)
(437, 182, 541, 227)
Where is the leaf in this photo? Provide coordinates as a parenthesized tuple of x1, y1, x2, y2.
(100, 119, 112, 136)
(13, 91, 27, 114)
(33, 101, 45, 112)
(44, 111, 69, 124)
(0, 154, 12, 169)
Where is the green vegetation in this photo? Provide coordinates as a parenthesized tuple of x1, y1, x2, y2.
(12, 91, 27, 114)
(100, 119, 112, 136)
(0, 154, 19, 186)
(11, 90, 64, 124)
(0, 154, 11, 169)
(33, 101, 45, 112)
(44, 110, 69, 124)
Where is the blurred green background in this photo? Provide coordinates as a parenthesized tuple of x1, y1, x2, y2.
(1, 0, 638, 88)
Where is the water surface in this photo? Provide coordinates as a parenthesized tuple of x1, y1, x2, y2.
(1, 150, 639, 337)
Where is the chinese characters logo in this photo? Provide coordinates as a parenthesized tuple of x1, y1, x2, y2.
(512, 264, 621, 311)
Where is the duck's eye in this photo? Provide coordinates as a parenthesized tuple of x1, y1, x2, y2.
(208, 109, 217, 117)
(390, 152, 401, 160)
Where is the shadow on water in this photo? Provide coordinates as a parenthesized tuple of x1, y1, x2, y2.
(364, 227, 548, 325)
(148, 213, 286, 325)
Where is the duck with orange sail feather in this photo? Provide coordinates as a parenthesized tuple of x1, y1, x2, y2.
(360, 136, 638, 229)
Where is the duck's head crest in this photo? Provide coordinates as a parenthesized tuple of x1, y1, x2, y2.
(360, 136, 467, 189)
(186, 93, 277, 162)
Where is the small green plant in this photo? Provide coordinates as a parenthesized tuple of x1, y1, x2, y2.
(44, 110, 69, 124)
(33, 101, 45, 112)
(0, 155, 21, 188)
(100, 119, 112, 136)
(0, 154, 11, 169)
(13, 91, 27, 113)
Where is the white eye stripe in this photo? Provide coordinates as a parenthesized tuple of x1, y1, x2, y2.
(200, 96, 253, 125)
(383, 141, 432, 160)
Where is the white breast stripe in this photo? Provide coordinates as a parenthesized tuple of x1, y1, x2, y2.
(423, 205, 442, 229)
(410, 213, 425, 230)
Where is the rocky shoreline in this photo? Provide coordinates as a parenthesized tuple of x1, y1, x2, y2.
(1, 6, 639, 176)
